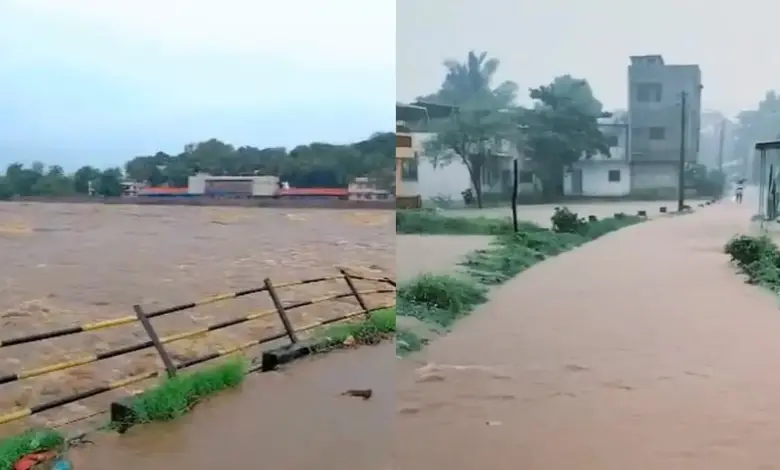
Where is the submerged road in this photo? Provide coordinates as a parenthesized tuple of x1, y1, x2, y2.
(395, 195, 780, 469)
(70, 343, 393, 470)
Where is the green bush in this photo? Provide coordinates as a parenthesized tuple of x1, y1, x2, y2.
(316, 307, 396, 347)
(0, 428, 65, 470)
(397, 274, 487, 326)
(130, 358, 247, 424)
(551, 207, 588, 234)
(724, 235, 780, 289)
(724, 235, 778, 267)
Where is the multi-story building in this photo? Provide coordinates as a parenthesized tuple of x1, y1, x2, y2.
(563, 115, 631, 197)
(628, 54, 702, 194)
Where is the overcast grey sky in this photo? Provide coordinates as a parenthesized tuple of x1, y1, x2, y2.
(0, 0, 395, 168)
(398, 0, 776, 117)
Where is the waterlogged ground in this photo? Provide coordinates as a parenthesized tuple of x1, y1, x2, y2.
(396, 197, 780, 468)
(0, 202, 394, 436)
(445, 200, 707, 226)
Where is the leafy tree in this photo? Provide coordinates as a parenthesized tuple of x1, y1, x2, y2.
(732, 91, 780, 181)
(94, 168, 124, 196)
(521, 75, 610, 199)
(0, 131, 394, 199)
(417, 50, 519, 208)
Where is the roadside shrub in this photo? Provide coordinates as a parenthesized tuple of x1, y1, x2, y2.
(398, 274, 487, 326)
(551, 207, 588, 234)
(724, 235, 777, 268)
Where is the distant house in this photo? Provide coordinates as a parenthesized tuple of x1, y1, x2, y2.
(563, 116, 631, 197)
(348, 177, 393, 201)
(397, 101, 536, 204)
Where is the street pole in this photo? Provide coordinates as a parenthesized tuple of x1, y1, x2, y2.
(716, 119, 726, 172)
(677, 91, 687, 212)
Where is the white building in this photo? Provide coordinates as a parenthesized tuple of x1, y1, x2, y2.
(187, 173, 279, 197)
(563, 119, 631, 197)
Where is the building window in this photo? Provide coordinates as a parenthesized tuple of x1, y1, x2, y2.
(518, 170, 534, 184)
(396, 134, 413, 148)
(608, 170, 621, 182)
(649, 127, 665, 140)
(605, 135, 619, 148)
(401, 154, 418, 181)
(636, 83, 662, 102)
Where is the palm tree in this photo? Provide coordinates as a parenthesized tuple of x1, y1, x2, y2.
(419, 51, 517, 108)
(415, 51, 520, 208)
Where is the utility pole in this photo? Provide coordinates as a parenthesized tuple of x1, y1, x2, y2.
(677, 91, 687, 212)
(716, 119, 726, 172)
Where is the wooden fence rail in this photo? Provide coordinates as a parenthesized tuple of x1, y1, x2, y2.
(0, 270, 395, 426)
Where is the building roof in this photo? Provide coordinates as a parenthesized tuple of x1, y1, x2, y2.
(630, 54, 665, 65)
(277, 188, 348, 197)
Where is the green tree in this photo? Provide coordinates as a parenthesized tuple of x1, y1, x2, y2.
(521, 75, 610, 199)
(732, 91, 780, 181)
(94, 168, 124, 197)
(418, 50, 519, 208)
(73, 166, 102, 194)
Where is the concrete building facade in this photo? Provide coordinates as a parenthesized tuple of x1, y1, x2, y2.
(563, 119, 631, 197)
(627, 55, 702, 194)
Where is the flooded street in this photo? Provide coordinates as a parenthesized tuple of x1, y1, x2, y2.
(70, 343, 393, 470)
(396, 198, 780, 469)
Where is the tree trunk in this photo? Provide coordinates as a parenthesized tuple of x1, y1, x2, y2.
(469, 164, 484, 209)
(538, 162, 565, 202)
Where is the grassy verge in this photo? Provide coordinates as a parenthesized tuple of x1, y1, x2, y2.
(396, 208, 643, 354)
(0, 428, 65, 470)
(724, 234, 780, 288)
(396, 209, 544, 235)
(315, 307, 396, 348)
(129, 358, 247, 424)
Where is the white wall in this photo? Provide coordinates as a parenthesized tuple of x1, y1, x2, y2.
(418, 159, 471, 200)
(563, 162, 631, 196)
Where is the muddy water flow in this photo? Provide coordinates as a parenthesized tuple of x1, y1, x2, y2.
(70, 343, 393, 470)
(396, 195, 780, 469)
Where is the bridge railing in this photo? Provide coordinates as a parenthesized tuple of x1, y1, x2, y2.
(0, 269, 395, 426)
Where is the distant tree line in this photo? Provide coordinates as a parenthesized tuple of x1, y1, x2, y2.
(0, 133, 394, 200)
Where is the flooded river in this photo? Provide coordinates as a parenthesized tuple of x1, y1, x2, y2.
(70, 343, 393, 470)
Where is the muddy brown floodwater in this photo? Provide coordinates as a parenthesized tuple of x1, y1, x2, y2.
(0, 202, 393, 436)
(396, 197, 780, 469)
(70, 343, 393, 470)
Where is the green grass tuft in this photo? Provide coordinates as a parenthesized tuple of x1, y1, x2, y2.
(0, 428, 65, 470)
(316, 307, 396, 347)
(397, 274, 487, 326)
(396, 209, 544, 235)
(130, 358, 247, 424)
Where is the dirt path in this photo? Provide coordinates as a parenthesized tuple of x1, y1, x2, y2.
(395, 199, 780, 469)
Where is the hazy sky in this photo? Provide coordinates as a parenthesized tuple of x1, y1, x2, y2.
(0, 0, 395, 168)
(398, 0, 778, 118)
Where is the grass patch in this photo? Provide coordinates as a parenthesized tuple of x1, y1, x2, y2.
(462, 214, 642, 285)
(129, 357, 247, 424)
(396, 328, 424, 356)
(724, 234, 780, 289)
(396, 209, 543, 235)
(315, 307, 396, 348)
(397, 274, 487, 327)
(0, 428, 65, 470)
